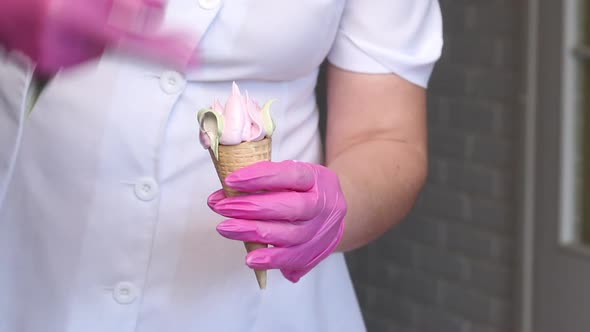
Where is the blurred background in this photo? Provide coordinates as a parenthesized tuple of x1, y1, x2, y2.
(322, 0, 590, 331)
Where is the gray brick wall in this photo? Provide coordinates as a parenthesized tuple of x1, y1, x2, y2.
(345, 0, 525, 331)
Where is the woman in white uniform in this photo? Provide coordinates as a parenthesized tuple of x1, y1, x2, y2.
(0, 1, 442, 331)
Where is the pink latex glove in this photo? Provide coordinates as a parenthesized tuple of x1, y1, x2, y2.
(208, 160, 346, 283)
(0, 0, 196, 74)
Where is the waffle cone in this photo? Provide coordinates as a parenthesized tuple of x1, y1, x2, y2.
(209, 137, 272, 289)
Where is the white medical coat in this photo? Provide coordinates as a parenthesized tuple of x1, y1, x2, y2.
(0, 1, 442, 331)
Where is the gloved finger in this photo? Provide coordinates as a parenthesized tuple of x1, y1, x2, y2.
(36, 9, 107, 74)
(36, 36, 104, 74)
(246, 222, 344, 272)
(280, 269, 306, 283)
(207, 189, 226, 209)
(47, 0, 160, 42)
(57, 0, 165, 45)
(225, 160, 315, 193)
(245, 246, 304, 271)
(142, 0, 166, 10)
(46, 21, 197, 71)
(211, 191, 319, 222)
(113, 30, 199, 70)
(51, 0, 197, 69)
(106, 0, 165, 32)
(216, 219, 317, 247)
(104, 0, 197, 67)
(84, 24, 197, 70)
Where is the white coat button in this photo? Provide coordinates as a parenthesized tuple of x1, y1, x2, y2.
(134, 178, 159, 201)
(199, 0, 221, 10)
(113, 282, 138, 304)
(160, 71, 185, 94)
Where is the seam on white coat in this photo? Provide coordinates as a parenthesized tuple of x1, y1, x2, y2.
(0, 65, 35, 210)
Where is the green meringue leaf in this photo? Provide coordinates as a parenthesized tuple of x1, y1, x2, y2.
(260, 99, 277, 137)
(197, 108, 224, 159)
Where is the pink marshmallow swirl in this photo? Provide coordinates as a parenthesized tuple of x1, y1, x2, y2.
(199, 82, 275, 149)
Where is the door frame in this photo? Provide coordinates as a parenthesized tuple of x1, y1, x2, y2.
(521, 0, 584, 331)
(519, 0, 538, 329)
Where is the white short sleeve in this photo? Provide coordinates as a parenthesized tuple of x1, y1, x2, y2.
(327, 0, 443, 88)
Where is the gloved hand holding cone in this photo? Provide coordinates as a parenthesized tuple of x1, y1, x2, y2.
(197, 82, 276, 289)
